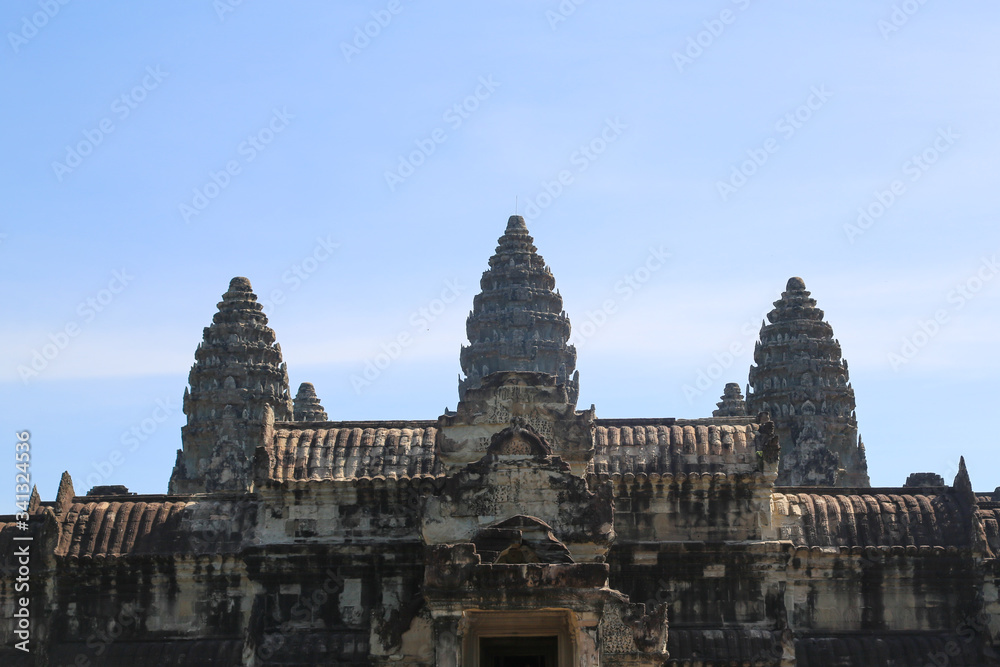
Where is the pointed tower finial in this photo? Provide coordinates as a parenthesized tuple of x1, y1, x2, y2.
(28, 485, 41, 514)
(227, 276, 253, 293)
(55, 471, 75, 513)
(786, 276, 807, 291)
(954, 456, 974, 500)
(505, 214, 528, 232)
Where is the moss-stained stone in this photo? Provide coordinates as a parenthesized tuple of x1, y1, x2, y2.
(2, 217, 996, 666)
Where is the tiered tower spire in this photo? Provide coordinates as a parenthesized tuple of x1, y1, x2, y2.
(746, 277, 870, 487)
(459, 215, 579, 403)
(293, 382, 328, 421)
(713, 382, 748, 417)
(169, 277, 292, 493)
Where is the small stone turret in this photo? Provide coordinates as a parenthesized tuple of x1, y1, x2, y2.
(459, 215, 579, 404)
(293, 382, 328, 421)
(904, 472, 946, 488)
(713, 383, 747, 417)
(169, 277, 292, 494)
(746, 277, 870, 487)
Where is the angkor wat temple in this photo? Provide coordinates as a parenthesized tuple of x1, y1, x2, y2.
(3, 215, 999, 665)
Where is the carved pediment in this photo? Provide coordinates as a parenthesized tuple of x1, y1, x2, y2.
(472, 515, 574, 565)
(485, 420, 552, 459)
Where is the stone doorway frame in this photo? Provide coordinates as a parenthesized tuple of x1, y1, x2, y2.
(461, 610, 576, 667)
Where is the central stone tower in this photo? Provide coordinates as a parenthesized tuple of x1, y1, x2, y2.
(459, 214, 579, 404)
(440, 215, 593, 473)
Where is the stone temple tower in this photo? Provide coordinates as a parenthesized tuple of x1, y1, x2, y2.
(293, 382, 328, 421)
(713, 382, 748, 417)
(459, 214, 579, 404)
(441, 215, 592, 474)
(746, 277, 870, 487)
(169, 277, 293, 494)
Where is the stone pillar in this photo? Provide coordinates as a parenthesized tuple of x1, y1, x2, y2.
(433, 614, 463, 667)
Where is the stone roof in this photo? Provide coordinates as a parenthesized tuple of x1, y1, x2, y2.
(57, 499, 187, 558)
(591, 419, 762, 475)
(15, 497, 259, 559)
(266, 421, 442, 481)
(772, 490, 973, 548)
(264, 417, 766, 481)
(16, 487, 990, 560)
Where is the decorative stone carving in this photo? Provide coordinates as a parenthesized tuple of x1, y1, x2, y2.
(438, 371, 595, 474)
(471, 515, 574, 565)
(781, 427, 840, 487)
(424, 408, 614, 570)
(483, 419, 552, 459)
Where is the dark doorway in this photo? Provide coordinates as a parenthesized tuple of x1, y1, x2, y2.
(480, 636, 559, 667)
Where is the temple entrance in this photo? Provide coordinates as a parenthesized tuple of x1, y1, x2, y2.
(479, 636, 559, 667)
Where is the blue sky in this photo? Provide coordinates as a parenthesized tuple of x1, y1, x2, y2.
(2, 1, 998, 501)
